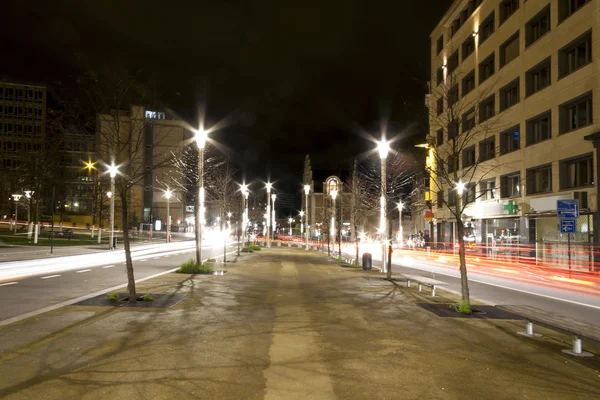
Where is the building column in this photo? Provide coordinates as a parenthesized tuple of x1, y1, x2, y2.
(584, 133, 600, 271)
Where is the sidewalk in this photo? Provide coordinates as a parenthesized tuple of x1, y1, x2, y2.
(0, 248, 598, 399)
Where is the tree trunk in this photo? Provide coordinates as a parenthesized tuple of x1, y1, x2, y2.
(121, 192, 136, 303)
(194, 181, 201, 265)
(456, 217, 471, 311)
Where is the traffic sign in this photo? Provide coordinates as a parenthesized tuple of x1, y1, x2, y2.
(557, 199, 579, 219)
(560, 219, 576, 234)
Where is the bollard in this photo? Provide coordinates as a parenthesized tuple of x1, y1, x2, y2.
(572, 336, 582, 354)
(431, 285, 436, 297)
(407, 280, 411, 288)
(426, 246, 430, 254)
(418, 283, 422, 291)
(33, 223, 39, 244)
(98, 228, 102, 244)
(91, 225, 95, 239)
(27, 223, 33, 239)
(517, 320, 542, 338)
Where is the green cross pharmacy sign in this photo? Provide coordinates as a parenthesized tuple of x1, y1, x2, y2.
(503, 200, 519, 215)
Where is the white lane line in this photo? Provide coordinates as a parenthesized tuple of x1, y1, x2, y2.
(41, 275, 61, 280)
(103, 265, 116, 269)
(0, 282, 18, 287)
(153, 257, 160, 260)
(76, 269, 92, 273)
(140, 259, 148, 262)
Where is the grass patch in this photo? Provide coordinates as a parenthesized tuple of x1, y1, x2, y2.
(142, 293, 154, 301)
(107, 291, 119, 301)
(241, 247, 253, 253)
(250, 245, 261, 251)
(176, 259, 214, 274)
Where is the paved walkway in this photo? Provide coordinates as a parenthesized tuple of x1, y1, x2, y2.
(0, 248, 598, 399)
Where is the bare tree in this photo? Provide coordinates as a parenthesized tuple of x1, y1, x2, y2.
(426, 56, 507, 312)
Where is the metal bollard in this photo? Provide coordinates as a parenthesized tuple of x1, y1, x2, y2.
(407, 280, 411, 288)
(418, 283, 422, 291)
(517, 320, 542, 338)
(572, 336, 582, 354)
(431, 285, 436, 297)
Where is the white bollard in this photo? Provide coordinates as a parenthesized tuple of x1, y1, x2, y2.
(98, 228, 102, 244)
(572, 336, 582, 354)
(407, 280, 411, 288)
(526, 321, 534, 336)
(33, 223, 39, 244)
(418, 283, 422, 291)
(431, 285, 436, 297)
(91, 225, 95, 238)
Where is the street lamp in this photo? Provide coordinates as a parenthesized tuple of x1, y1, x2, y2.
(377, 137, 390, 273)
(164, 189, 173, 243)
(331, 189, 338, 257)
(242, 184, 249, 247)
(299, 210, 305, 238)
(266, 182, 272, 248)
(195, 128, 208, 265)
(107, 163, 118, 250)
(397, 200, 404, 247)
(271, 193, 276, 242)
(304, 184, 310, 250)
(11, 194, 22, 232)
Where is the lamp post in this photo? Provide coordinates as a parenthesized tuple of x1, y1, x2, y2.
(304, 184, 310, 250)
(266, 182, 272, 248)
(331, 189, 337, 257)
(242, 185, 249, 248)
(11, 194, 22, 232)
(397, 200, 404, 247)
(24, 190, 33, 238)
(195, 128, 208, 265)
(299, 211, 304, 240)
(271, 193, 276, 242)
(165, 189, 172, 243)
(107, 163, 118, 250)
(456, 181, 465, 252)
(377, 137, 390, 273)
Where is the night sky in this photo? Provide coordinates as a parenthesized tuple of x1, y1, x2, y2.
(2, 0, 452, 200)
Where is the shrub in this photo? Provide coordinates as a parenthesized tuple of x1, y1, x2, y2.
(142, 293, 154, 301)
(107, 291, 118, 301)
(176, 259, 214, 274)
(457, 301, 472, 314)
(241, 247, 253, 253)
(250, 245, 261, 251)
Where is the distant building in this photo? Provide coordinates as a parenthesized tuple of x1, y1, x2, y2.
(0, 81, 46, 217)
(429, 0, 599, 269)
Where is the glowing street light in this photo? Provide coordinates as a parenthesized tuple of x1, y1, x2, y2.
(194, 128, 208, 265)
(377, 137, 390, 273)
(107, 163, 119, 250)
(303, 184, 310, 250)
(164, 188, 173, 243)
(456, 181, 466, 196)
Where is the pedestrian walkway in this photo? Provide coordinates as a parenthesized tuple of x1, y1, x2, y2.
(0, 248, 598, 399)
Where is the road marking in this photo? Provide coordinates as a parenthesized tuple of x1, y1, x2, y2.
(41, 275, 61, 280)
(140, 259, 148, 262)
(153, 257, 160, 260)
(0, 282, 18, 287)
(76, 269, 92, 273)
(103, 265, 116, 269)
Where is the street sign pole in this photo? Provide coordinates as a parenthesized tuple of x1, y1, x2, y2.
(568, 233, 571, 271)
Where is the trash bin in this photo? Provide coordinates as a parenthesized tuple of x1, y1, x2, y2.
(362, 253, 372, 271)
(113, 237, 118, 249)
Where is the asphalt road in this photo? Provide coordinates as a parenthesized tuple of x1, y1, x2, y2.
(0, 240, 238, 323)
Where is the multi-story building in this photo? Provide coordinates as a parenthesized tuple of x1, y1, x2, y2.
(428, 0, 599, 269)
(0, 81, 46, 216)
(97, 105, 190, 231)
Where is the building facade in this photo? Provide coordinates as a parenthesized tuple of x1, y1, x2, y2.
(428, 0, 599, 270)
(0, 81, 46, 217)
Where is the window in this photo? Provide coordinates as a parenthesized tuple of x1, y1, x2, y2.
(560, 153, 593, 189)
(437, 67, 444, 86)
(462, 70, 475, 97)
(437, 191, 444, 208)
(5, 88, 13, 100)
(479, 52, 495, 84)
(462, 145, 476, 168)
(448, 155, 459, 173)
(501, 172, 520, 197)
(462, 108, 476, 132)
(500, 0, 519, 25)
(480, 179, 496, 200)
(448, 50, 459, 74)
(437, 35, 444, 54)
(464, 184, 476, 204)
(0, 88, 3, 99)
(500, 125, 520, 154)
(527, 164, 552, 194)
(448, 119, 459, 140)
(479, 11, 495, 45)
(436, 129, 444, 146)
(500, 78, 520, 111)
(479, 95, 495, 122)
(449, 85, 459, 108)
(526, 111, 551, 145)
(436, 97, 444, 116)
(526, 5, 550, 47)
(448, 190, 456, 206)
(559, 0, 590, 22)
(462, 36, 475, 61)
(559, 92, 592, 133)
(559, 31, 592, 78)
(500, 32, 520, 67)
(479, 137, 495, 162)
(526, 57, 551, 96)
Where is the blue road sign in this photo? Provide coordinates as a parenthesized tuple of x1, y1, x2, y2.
(557, 199, 579, 219)
(560, 219, 576, 234)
